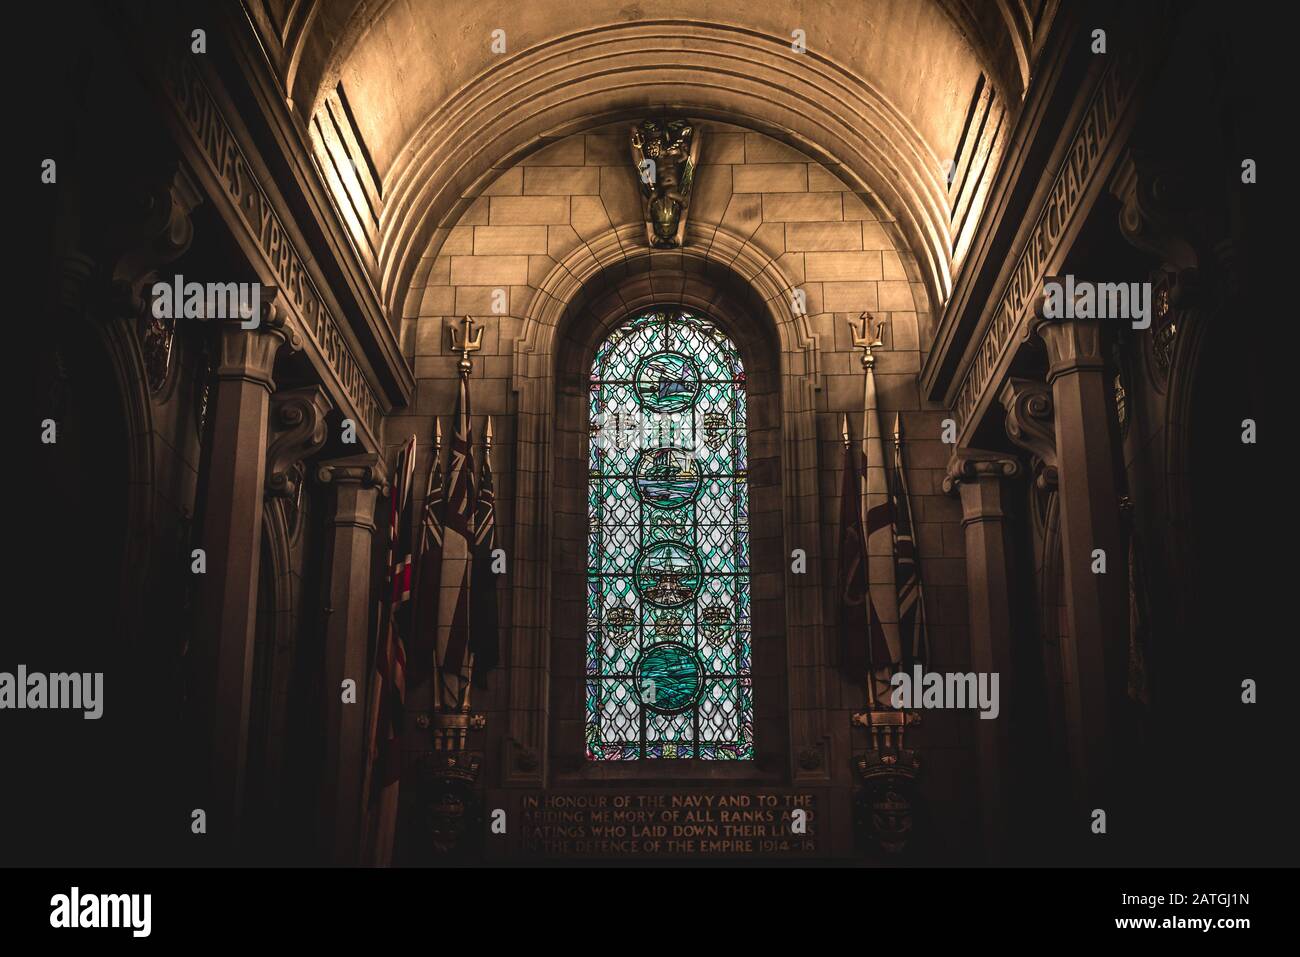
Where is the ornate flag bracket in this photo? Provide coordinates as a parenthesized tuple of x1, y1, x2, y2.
(849, 311, 888, 369)
(416, 711, 487, 750)
(450, 315, 483, 376)
(851, 707, 922, 752)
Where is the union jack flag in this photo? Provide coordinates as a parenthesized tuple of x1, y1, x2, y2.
(891, 415, 929, 668)
(361, 433, 416, 866)
(409, 419, 445, 690)
(435, 373, 476, 712)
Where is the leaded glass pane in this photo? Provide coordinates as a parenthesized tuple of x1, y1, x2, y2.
(586, 309, 753, 761)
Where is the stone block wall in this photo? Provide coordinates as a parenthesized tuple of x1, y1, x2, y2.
(392, 120, 975, 856)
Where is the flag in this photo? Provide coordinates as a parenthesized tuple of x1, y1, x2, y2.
(409, 419, 445, 690)
(434, 373, 476, 712)
(360, 434, 416, 866)
(839, 414, 881, 677)
(862, 354, 901, 703)
(891, 415, 929, 668)
(470, 416, 500, 688)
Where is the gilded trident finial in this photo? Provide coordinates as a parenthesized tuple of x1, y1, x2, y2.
(849, 311, 888, 369)
(450, 315, 483, 375)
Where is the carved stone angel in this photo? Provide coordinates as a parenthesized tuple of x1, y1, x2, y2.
(630, 118, 701, 248)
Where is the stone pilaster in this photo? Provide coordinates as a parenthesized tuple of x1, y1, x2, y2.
(193, 291, 300, 839)
(316, 453, 386, 865)
(1030, 315, 1127, 807)
(943, 449, 1022, 862)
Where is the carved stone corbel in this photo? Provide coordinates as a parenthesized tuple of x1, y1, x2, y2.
(266, 385, 334, 502)
(102, 164, 204, 322)
(1110, 151, 1201, 386)
(630, 117, 700, 248)
(998, 377, 1058, 491)
(1111, 152, 1200, 276)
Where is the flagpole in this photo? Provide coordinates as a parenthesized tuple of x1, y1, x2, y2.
(850, 311, 890, 714)
(428, 417, 444, 713)
(893, 412, 927, 668)
(462, 414, 492, 720)
(844, 412, 877, 718)
(445, 316, 482, 733)
(892, 412, 907, 749)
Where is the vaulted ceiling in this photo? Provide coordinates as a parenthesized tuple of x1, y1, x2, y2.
(244, 0, 1057, 319)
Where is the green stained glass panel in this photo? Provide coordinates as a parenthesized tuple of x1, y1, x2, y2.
(587, 309, 753, 761)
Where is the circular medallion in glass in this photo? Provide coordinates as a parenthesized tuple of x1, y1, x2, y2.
(634, 447, 701, 509)
(634, 642, 704, 713)
(633, 541, 702, 607)
(634, 351, 700, 412)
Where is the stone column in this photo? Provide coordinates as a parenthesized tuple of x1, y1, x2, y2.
(1031, 316, 1127, 806)
(943, 449, 1022, 862)
(193, 295, 300, 837)
(316, 454, 386, 865)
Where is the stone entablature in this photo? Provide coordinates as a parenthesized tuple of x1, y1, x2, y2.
(923, 23, 1152, 448)
(157, 50, 390, 450)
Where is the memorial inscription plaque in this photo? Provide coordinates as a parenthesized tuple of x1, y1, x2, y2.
(487, 789, 825, 860)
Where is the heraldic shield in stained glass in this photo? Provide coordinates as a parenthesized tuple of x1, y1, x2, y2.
(587, 309, 753, 760)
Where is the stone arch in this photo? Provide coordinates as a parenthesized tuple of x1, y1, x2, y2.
(503, 236, 833, 785)
(379, 21, 956, 321)
(402, 117, 941, 791)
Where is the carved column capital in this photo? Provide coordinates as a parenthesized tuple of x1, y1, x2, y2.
(214, 288, 300, 391)
(316, 452, 387, 492)
(1030, 318, 1106, 382)
(316, 454, 385, 537)
(944, 449, 1023, 527)
(998, 376, 1058, 490)
(942, 449, 1024, 495)
(266, 385, 334, 500)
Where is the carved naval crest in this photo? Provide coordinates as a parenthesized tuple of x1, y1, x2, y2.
(413, 751, 483, 862)
(852, 711, 923, 858)
(853, 752, 922, 858)
(630, 118, 701, 248)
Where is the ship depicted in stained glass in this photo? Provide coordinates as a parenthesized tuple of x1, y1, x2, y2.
(634, 351, 699, 412)
(587, 308, 752, 761)
(634, 447, 700, 509)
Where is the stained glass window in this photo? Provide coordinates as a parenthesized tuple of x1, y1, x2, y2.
(586, 309, 753, 760)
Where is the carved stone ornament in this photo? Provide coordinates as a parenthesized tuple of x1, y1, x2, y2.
(630, 118, 701, 248)
(853, 749, 922, 858)
(266, 386, 334, 506)
(413, 751, 483, 861)
(797, 747, 824, 771)
(514, 742, 540, 773)
(999, 377, 1058, 490)
(941, 449, 1024, 496)
(109, 166, 202, 322)
(213, 287, 302, 392)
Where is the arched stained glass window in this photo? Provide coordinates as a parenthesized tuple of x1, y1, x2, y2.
(586, 309, 753, 760)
